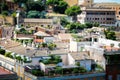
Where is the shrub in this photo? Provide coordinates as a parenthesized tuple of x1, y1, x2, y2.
(0, 49, 6, 55)
(5, 52, 11, 57)
(32, 70, 44, 76)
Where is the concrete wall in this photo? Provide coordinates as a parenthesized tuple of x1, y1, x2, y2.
(69, 40, 91, 52)
(98, 38, 120, 48)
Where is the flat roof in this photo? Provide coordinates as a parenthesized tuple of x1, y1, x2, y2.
(94, 3, 120, 6)
(46, 13, 67, 17)
(24, 18, 53, 23)
(0, 66, 13, 75)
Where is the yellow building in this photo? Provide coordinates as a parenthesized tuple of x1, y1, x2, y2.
(94, 3, 120, 20)
(63, 0, 78, 6)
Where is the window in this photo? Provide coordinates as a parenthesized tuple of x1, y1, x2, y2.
(117, 75, 120, 80)
(108, 75, 112, 80)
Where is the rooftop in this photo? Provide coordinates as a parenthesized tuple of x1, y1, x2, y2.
(24, 18, 53, 23)
(94, 2, 120, 6)
(34, 31, 51, 36)
(58, 33, 72, 40)
(46, 13, 67, 17)
(85, 7, 115, 11)
(0, 66, 14, 75)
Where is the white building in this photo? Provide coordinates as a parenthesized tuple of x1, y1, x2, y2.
(69, 39, 91, 52)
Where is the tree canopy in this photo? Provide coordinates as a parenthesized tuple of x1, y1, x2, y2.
(65, 6, 81, 21)
(85, 22, 93, 28)
(26, 0, 45, 12)
(104, 30, 116, 40)
(47, 0, 68, 14)
(27, 11, 46, 18)
(0, 3, 8, 13)
(65, 6, 81, 16)
(13, 0, 28, 4)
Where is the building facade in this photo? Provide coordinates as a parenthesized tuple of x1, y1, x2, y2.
(78, 0, 93, 7)
(104, 51, 120, 80)
(78, 7, 116, 26)
(94, 3, 120, 20)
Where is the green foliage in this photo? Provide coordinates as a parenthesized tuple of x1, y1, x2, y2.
(104, 30, 116, 40)
(60, 18, 70, 27)
(73, 68, 78, 73)
(13, 0, 28, 4)
(93, 22, 99, 27)
(39, 54, 62, 64)
(65, 6, 81, 16)
(95, 64, 104, 72)
(76, 62, 80, 66)
(46, 0, 59, 5)
(26, 0, 45, 12)
(0, 3, 8, 13)
(48, 43, 57, 50)
(47, 0, 68, 14)
(65, 22, 86, 33)
(16, 56, 22, 61)
(32, 69, 44, 76)
(0, 49, 6, 55)
(16, 28, 33, 34)
(27, 11, 46, 18)
(85, 22, 93, 28)
(55, 66, 63, 74)
(54, 1, 68, 14)
(5, 52, 12, 57)
(11, 12, 17, 17)
(2, 11, 9, 16)
(79, 66, 87, 73)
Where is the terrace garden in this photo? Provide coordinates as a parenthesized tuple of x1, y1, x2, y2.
(39, 54, 62, 64)
(0, 48, 32, 63)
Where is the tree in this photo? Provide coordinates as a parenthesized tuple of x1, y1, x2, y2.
(0, 49, 6, 55)
(27, 11, 46, 18)
(104, 30, 116, 40)
(26, 0, 45, 12)
(85, 22, 93, 28)
(13, 0, 28, 4)
(47, 0, 68, 14)
(54, 1, 68, 14)
(2, 11, 9, 16)
(1, 3, 8, 12)
(65, 6, 81, 22)
(46, 0, 59, 6)
(93, 22, 99, 27)
(60, 17, 70, 27)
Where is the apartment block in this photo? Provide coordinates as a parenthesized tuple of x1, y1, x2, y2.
(78, 7, 116, 26)
(94, 3, 120, 20)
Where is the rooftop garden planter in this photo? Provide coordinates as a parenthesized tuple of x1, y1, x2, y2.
(0, 49, 6, 55)
(39, 54, 62, 65)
